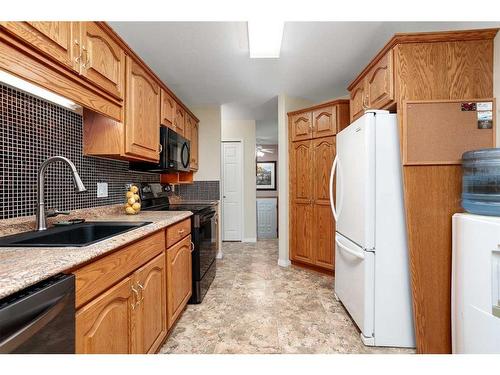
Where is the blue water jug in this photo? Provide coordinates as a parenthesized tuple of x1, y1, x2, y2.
(461, 148, 500, 216)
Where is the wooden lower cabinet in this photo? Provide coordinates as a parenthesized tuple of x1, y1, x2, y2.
(290, 202, 314, 265)
(76, 277, 134, 354)
(134, 253, 168, 354)
(313, 203, 334, 269)
(167, 235, 192, 328)
(75, 235, 171, 354)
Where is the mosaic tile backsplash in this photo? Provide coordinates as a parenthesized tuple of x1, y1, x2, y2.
(0, 83, 160, 220)
(174, 181, 220, 201)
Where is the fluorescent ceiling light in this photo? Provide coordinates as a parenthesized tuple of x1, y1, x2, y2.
(247, 21, 284, 58)
(0, 69, 80, 111)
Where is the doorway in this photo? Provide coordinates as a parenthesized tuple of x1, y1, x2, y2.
(221, 141, 243, 241)
(257, 198, 278, 239)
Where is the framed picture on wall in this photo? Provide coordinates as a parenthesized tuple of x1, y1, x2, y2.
(256, 161, 276, 190)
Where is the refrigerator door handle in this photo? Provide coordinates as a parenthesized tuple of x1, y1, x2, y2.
(329, 155, 339, 221)
(335, 236, 365, 260)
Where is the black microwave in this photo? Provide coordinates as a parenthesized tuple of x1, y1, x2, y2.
(130, 127, 190, 173)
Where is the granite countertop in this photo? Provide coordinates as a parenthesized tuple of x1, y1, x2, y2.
(0, 205, 192, 300)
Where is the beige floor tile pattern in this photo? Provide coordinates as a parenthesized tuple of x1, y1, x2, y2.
(160, 240, 415, 354)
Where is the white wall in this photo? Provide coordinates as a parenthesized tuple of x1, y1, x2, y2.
(277, 94, 314, 267)
(495, 32, 500, 146)
(190, 105, 221, 181)
(221, 115, 257, 242)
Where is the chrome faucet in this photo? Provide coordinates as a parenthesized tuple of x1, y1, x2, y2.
(36, 156, 87, 231)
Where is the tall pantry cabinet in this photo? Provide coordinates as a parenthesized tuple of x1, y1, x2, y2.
(288, 99, 350, 272)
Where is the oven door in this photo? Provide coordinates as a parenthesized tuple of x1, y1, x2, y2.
(192, 210, 217, 281)
(167, 129, 190, 172)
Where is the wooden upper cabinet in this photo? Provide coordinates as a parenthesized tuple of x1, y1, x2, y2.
(350, 79, 367, 122)
(161, 89, 176, 128)
(1, 21, 78, 70)
(79, 22, 125, 100)
(313, 106, 337, 138)
(133, 253, 167, 354)
(167, 235, 192, 329)
(291, 112, 313, 141)
(174, 105, 186, 136)
(366, 50, 394, 109)
(124, 56, 160, 161)
(76, 277, 134, 354)
(185, 115, 199, 171)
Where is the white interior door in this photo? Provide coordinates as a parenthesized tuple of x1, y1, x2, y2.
(257, 198, 277, 239)
(222, 142, 243, 241)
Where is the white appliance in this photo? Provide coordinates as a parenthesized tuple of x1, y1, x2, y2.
(329, 110, 415, 347)
(452, 213, 500, 353)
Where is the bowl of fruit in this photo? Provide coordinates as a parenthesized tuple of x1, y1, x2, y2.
(125, 184, 141, 215)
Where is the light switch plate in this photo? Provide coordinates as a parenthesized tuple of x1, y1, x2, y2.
(97, 182, 108, 198)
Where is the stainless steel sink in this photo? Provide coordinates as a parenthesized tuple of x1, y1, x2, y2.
(0, 221, 152, 247)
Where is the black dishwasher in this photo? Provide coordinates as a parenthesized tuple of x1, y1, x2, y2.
(0, 273, 75, 354)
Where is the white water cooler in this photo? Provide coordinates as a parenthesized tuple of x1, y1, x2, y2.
(452, 213, 500, 353)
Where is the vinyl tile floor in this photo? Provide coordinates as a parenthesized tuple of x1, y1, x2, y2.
(160, 240, 415, 354)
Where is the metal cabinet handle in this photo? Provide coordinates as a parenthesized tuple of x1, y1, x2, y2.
(190, 241, 195, 252)
(82, 46, 90, 69)
(362, 95, 369, 110)
(131, 285, 140, 309)
(159, 144, 163, 153)
(136, 282, 145, 303)
(178, 228, 185, 235)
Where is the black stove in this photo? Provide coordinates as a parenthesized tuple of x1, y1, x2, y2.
(139, 183, 217, 304)
(147, 203, 213, 213)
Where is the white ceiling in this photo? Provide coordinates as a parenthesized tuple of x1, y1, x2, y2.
(110, 21, 499, 139)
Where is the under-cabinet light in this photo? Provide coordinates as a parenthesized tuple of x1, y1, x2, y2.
(247, 21, 284, 58)
(0, 69, 81, 111)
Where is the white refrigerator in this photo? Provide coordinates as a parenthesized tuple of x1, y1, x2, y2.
(329, 110, 415, 347)
(452, 213, 500, 353)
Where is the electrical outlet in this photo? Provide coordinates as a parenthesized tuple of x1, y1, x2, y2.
(97, 182, 108, 198)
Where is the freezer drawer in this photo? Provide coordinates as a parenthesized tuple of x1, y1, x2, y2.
(334, 233, 375, 339)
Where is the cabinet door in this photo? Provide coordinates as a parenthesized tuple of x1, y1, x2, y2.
(76, 277, 134, 354)
(290, 140, 313, 201)
(80, 22, 125, 100)
(160, 89, 176, 128)
(366, 51, 394, 109)
(190, 119, 199, 171)
(174, 105, 185, 136)
(313, 106, 337, 138)
(167, 235, 192, 328)
(1, 21, 78, 70)
(184, 113, 193, 141)
(291, 112, 312, 142)
(290, 140, 314, 264)
(291, 202, 314, 264)
(349, 79, 366, 122)
(125, 56, 161, 161)
(312, 137, 335, 270)
(134, 253, 167, 354)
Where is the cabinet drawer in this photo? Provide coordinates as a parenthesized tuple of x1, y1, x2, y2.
(74, 230, 165, 308)
(166, 218, 191, 248)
